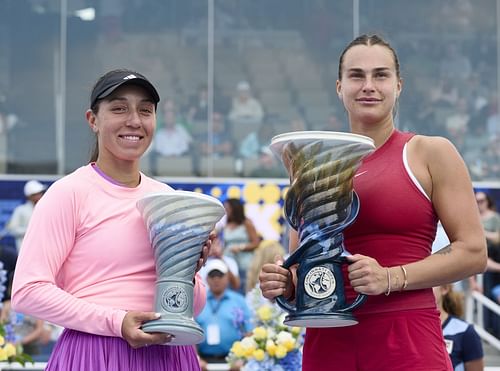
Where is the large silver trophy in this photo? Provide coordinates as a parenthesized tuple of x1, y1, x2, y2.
(270, 131, 375, 327)
(137, 190, 225, 345)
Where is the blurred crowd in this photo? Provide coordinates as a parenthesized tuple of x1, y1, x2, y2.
(0, 0, 499, 180)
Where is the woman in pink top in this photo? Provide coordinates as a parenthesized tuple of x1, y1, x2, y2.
(11, 69, 210, 370)
(259, 35, 487, 370)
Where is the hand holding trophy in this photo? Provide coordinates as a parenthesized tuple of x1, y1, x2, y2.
(137, 191, 225, 345)
(270, 131, 375, 327)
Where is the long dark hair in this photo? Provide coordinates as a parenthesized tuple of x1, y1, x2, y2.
(225, 198, 246, 225)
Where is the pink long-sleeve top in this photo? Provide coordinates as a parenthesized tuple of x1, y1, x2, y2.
(11, 164, 206, 338)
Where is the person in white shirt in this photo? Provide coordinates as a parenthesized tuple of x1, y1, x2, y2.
(4, 180, 46, 252)
(153, 107, 192, 157)
(228, 81, 264, 126)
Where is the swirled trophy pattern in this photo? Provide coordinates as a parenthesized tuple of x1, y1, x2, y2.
(138, 192, 225, 281)
(270, 132, 375, 326)
(136, 191, 225, 344)
(280, 137, 374, 253)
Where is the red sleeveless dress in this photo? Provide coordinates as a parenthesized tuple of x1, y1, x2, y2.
(302, 130, 452, 371)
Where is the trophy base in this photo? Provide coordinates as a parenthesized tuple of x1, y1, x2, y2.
(142, 317, 204, 345)
(284, 312, 358, 328)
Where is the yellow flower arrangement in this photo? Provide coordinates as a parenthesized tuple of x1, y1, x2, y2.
(226, 287, 304, 371)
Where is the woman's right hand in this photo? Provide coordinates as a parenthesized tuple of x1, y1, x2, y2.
(121, 311, 173, 348)
(259, 258, 294, 301)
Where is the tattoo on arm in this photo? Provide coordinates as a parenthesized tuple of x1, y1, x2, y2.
(436, 245, 452, 255)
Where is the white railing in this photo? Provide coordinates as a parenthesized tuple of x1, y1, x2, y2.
(466, 289, 500, 351)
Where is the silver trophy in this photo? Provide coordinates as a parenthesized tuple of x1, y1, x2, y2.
(270, 131, 375, 327)
(137, 190, 225, 345)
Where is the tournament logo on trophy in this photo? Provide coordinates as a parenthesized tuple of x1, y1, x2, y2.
(270, 131, 375, 327)
(137, 190, 225, 345)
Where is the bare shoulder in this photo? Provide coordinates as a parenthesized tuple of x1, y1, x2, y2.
(410, 134, 464, 169)
(410, 134, 458, 157)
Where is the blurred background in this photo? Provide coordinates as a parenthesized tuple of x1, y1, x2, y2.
(0, 0, 498, 181)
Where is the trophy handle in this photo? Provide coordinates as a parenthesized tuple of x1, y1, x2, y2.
(335, 255, 367, 313)
(275, 247, 305, 314)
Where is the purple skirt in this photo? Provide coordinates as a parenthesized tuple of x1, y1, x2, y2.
(45, 329, 201, 371)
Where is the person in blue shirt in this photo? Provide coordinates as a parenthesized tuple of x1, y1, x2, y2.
(434, 284, 484, 371)
(196, 258, 252, 369)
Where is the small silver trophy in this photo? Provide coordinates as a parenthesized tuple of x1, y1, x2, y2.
(270, 131, 375, 327)
(137, 190, 225, 345)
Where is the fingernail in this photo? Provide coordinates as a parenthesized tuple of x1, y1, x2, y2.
(155, 313, 162, 318)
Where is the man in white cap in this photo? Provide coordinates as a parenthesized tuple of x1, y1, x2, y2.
(4, 180, 46, 251)
(228, 81, 264, 127)
(195, 258, 252, 368)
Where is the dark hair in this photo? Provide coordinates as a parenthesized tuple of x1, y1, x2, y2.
(338, 34, 401, 81)
(441, 284, 464, 318)
(88, 71, 117, 163)
(225, 198, 246, 224)
(477, 191, 497, 211)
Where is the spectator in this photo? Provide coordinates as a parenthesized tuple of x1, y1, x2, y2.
(199, 112, 233, 157)
(483, 136, 500, 179)
(248, 147, 287, 178)
(433, 284, 484, 371)
(228, 81, 264, 126)
(152, 104, 192, 157)
(198, 234, 241, 291)
(320, 112, 349, 132)
(471, 191, 500, 337)
(186, 84, 209, 123)
(222, 198, 261, 294)
(196, 259, 252, 369)
(439, 43, 472, 85)
(246, 240, 286, 292)
(4, 180, 46, 252)
(239, 121, 276, 159)
(1, 300, 50, 358)
(444, 97, 470, 152)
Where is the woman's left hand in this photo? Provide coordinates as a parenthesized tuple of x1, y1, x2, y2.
(196, 231, 216, 272)
(346, 254, 388, 295)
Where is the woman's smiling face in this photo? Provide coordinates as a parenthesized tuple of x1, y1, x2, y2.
(337, 44, 402, 126)
(87, 84, 156, 165)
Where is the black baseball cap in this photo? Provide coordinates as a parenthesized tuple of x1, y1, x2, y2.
(90, 69, 160, 109)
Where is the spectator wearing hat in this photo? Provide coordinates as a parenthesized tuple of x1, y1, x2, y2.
(228, 81, 264, 127)
(4, 180, 46, 252)
(198, 234, 241, 291)
(196, 258, 252, 369)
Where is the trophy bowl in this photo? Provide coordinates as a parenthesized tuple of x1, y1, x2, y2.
(270, 131, 375, 327)
(137, 190, 225, 345)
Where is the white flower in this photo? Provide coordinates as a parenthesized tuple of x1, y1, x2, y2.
(276, 331, 293, 344)
(241, 336, 258, 349)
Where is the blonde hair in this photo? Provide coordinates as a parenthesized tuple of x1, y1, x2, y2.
(246, 240, 286, 292)
(441, 284, 464, 318)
